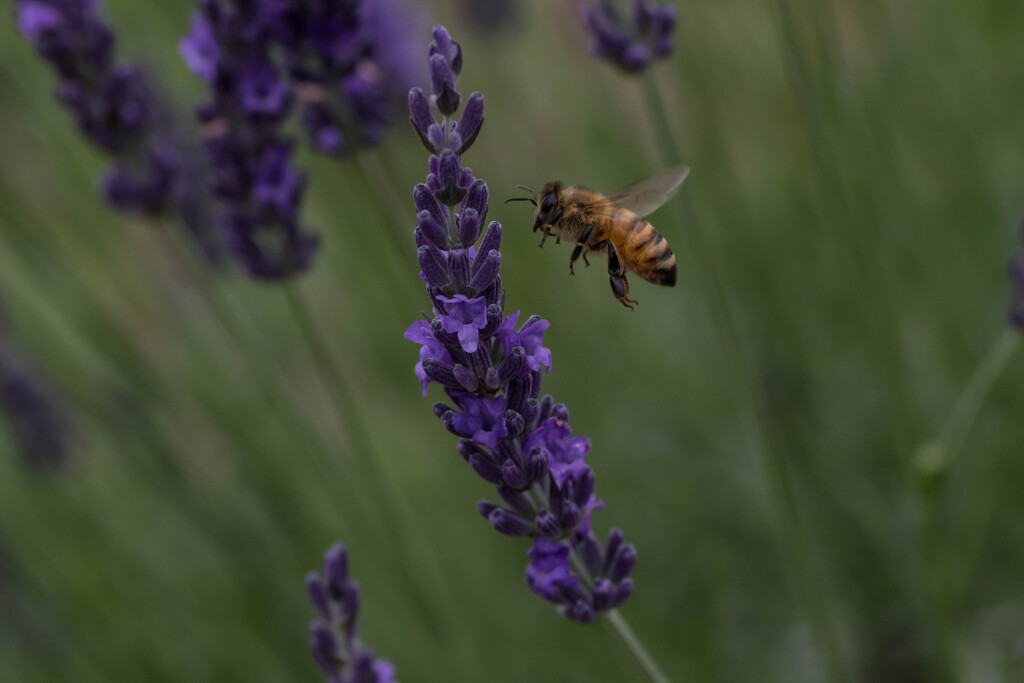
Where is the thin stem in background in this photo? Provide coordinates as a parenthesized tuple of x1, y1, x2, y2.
(915, 330, 1021, 472)
(642, 72, 850, 683)
(282, 279, 483, 680)
(912, 329, 1021, 683)
(605, 610, 672, 683)
(152, 217, 247, 351)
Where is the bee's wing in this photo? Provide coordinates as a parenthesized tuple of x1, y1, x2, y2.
(603, 166, 690, 217)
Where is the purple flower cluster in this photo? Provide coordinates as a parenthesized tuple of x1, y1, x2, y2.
(181, 0, 319, 279)
(581, 0, 677, 73)
(307, 543, 397, 683)
(13, 0, 198, 218)
(0, 337, 71, 471)
(181, 0, 422, 278)
(264, 0, 422, 155)
(1010, 226, 1024, 329)
(404, 26, 636, 623)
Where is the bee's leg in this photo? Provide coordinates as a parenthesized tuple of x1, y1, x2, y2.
(607, 244, 638, 310)
(538, 226, 556, 248)
(569, 225, 595, 275)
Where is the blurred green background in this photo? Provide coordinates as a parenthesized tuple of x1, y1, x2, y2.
(1, 0, 1023, 681)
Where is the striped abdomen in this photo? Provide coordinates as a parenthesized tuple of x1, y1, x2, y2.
(610, 209, 677, 287)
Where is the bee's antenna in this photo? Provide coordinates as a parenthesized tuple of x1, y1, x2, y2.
(504, 184, 538, 206)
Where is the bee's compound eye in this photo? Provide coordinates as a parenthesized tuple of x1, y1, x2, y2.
(541, 193, 557, 213)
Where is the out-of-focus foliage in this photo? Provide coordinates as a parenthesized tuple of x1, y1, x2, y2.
(0, 1, 1022, 682)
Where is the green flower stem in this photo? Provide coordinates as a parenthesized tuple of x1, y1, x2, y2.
(915, 330, 1021, 476)
(605, 610, 672, 683)
(282, 279, 482, 680)
(152, 217, 247, 350)
(913, 330, 1020, 682)
(643, 72, 850, 683)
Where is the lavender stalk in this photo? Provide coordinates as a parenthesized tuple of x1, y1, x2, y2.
(405, 25, 668, 681)
(307, 543, 397, 683)
(14, 0, 222, 261)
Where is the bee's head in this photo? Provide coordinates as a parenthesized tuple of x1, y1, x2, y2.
(503, 182, 562, 230)
(533, 183, 562, 230)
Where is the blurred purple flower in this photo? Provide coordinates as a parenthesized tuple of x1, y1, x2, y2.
(307, 543, 397, 683)
(14, 0, 221, 260)
(0, 333, 71, 471)
(581, 0, 677, 73)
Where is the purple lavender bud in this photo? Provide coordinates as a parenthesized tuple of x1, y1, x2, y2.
(429, 54, 460, 116)
(422, 358, 461, 390)
(592, 578, 615, 611)
(418, 245, 452, 289)
(477, 500, 500, 518)
(501, 458, 528, 490)
(429, 25, 463, 76)
(408, 87, 438, 152)
(470, 453, 504, 483)
(455, 92, 484, 154)
(306, 572, 331, 621)
(414, 183, 450, 235)
(537, 395, 555, 422)
(526, 447, 549, 483)
(576, 531, 604, 578)
(417, 210, 449, 249)
(430, 150, 469, 205)
(483, 367, 501, 391)
(488, 508, 532, 536)
(611, 578, 634, 608)
(560, 502, 582, 531)
(458, 208, 482, 246)
(497, 346, 526, 384)
(505, 410, 526, 438)
(462, 180, 489, 223)
(497, 485, 535, 517)
(323, 543, 350, 597)
(433, 402, 454, 419)
(604, 527, 625, 574)
(475, 221, 502, 263)
(458, 439, 487, 462)
(470, 250, 501, 292)
(608, 543, 638, 584)
(453, 363, 479, 391)
(310, 621, 341, 677)
(482, 304, 505, 338)
(449, 250, 472, 288)
(535, 509, 562, 538)
(552, 403, 570, 422)
(562, 599, 598, 624)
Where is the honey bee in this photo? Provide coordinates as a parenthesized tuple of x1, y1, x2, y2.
(505, 166, 689, 309)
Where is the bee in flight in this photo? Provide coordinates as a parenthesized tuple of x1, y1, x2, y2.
(505, 166, 689, 309)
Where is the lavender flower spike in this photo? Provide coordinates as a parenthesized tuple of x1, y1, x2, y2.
(307, 543, 397, 683)
(181, 0, 318, 279)
(14, 0, 220, 258)
(404, 26, 637, 623)
(1010, 224, 1024, 329)
(581, 0, 677, 73)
